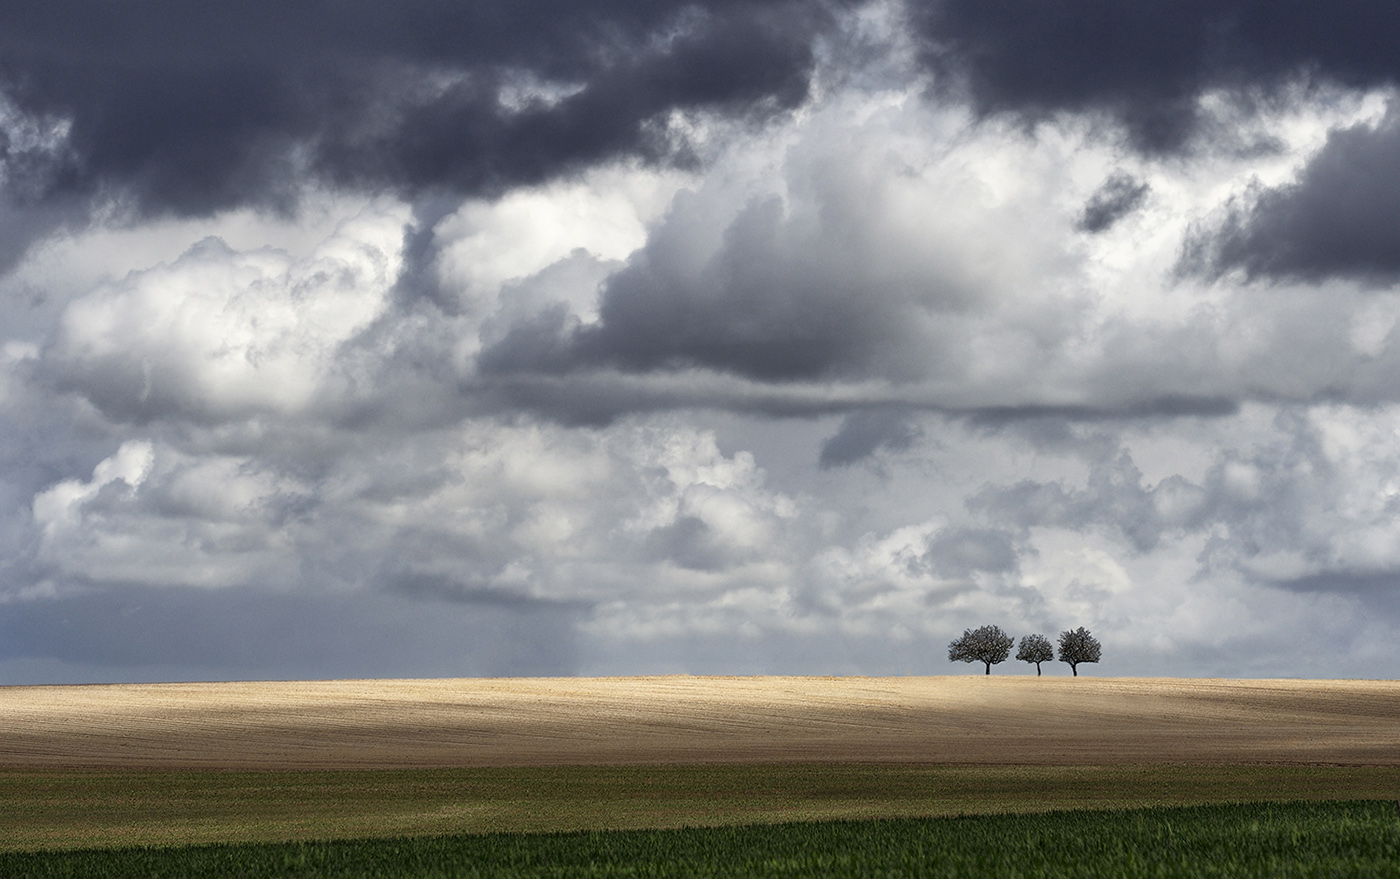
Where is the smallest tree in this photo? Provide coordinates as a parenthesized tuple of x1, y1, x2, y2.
(1016, 634, 1054, 675)
(1057, 627, 1102, 676)
(948, 625, 1014, 675)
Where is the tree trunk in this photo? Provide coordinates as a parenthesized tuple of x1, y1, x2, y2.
(1036, 664, 1041, 676)
(1071, 665, 1077, 676)
(984, 662, 990, 674)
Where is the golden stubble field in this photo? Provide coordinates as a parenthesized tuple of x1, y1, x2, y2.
(2, 675, 1397, 769)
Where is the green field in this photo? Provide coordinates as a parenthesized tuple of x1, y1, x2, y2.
(2, 799, 1397, 877)
(4, 763, 1400, 852)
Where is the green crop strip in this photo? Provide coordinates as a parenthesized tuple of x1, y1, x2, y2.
(4, 763, 1400, 853)
(2, 800, 1398, 877)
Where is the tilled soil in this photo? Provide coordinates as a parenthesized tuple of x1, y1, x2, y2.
(1, 676, 1397, 769)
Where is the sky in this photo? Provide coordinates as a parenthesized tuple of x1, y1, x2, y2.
(3, 0, 1400, 683)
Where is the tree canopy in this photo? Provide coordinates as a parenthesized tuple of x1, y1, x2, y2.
(948, 624, 1014, 674)
(1016, 633, 1054, 675)
(1057, 627, 1102, 676)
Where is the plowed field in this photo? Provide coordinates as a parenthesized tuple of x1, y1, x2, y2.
(3, 676, 1397, 770)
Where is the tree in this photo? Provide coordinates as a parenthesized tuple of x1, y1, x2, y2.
(1016, 634, 1054, 675)
(948, 625, 1014, 675)
(1057, 627, 1101, 676)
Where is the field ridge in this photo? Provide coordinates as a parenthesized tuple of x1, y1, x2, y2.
(1, 675, 1397, 769)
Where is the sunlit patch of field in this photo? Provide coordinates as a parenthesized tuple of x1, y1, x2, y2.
(2, 676, 1397, 768)
(2, 676, 1398, 852)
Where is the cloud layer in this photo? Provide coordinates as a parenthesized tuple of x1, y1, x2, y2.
(2, 0, 1400, 682)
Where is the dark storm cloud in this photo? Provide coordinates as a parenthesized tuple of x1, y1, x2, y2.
(1077, 172, 1149, 234)
(1185, 111, 1400, 283)
(916, 0, 1400, 151)
(0, 0, 847, 216)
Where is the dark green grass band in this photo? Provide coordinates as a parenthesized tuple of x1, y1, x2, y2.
(4, 763, 1400, 853)
(3, 800, 1399, 878)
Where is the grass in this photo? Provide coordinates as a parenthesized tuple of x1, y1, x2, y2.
(4, 763, 1400, 852)
(1, 799, 1397, 877)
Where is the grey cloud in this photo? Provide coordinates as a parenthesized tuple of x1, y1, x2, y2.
(469, 369, 1250, 430)
(0, 199, 84, 277)
(967, 409, 1400, 611)
(970, 448, 1201, 553)
(476, 172, 975, 399)
(43, 352, 201, 427)
(389, 569, 591, 612)
(475, 304, 582, 378)
(1077, 172, 1149, 233)
(644, 516, 734, 571)
(916, 0, 1400, 152)
(1185, 111, 1400, 283)
(1274, 570, 1400, 598)
(1184, 412, 1385, 583)
(467, 371, 880, 427)
(818, 408, 922, 468)
(572, 195, 928, 381)
(969, 423, 1343, 567)
(392, 197, 469, 314)
(923, 527, 1019, 578)
(0, 0, 848, 218)
(967, 397, 1242, 426)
